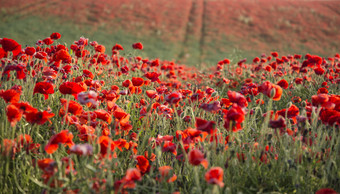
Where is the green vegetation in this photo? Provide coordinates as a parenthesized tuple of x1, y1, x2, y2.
(0, 36, 339, 193)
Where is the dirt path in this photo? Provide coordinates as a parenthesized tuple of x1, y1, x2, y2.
(178, 0, 204, 64)
(199, 0, 206, 64)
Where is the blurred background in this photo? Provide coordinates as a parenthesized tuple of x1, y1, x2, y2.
(1, 0, 339, 65)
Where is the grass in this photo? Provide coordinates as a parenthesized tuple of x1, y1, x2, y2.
(1, 14, 323, 67)
(0, 15, 183, 63)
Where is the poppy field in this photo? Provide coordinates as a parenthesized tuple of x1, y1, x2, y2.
(0, 33, 339, 193)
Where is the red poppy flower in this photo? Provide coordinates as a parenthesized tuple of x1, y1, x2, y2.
(70, 44, 78, 51)
(221, 58, 230, 64)
(125, 168, 142, 182)
(271, 52, 279, 58)
(314, 66, 325, 75)
(113, 109, 130, 125)
(59, 81, 85, 98)
(111, 139, 129, 152)
(200, 101, 221, 113)
(228, 90, 248, 108)
(162, 141, 177, 155)
(95, 45, 105, 53)
(221, 98, 232, 108)
(80, 70, 93, 80)
(1, 139, 17, 156)
(158, 166, 177, 182)
(38, 158, 56, 174)
(158, 166, 171, 179)
(132, 42, 143, 50)
(0, 47, 7, 59)
(295, 78, 303, 85)
(114, 168, 142, 193)
(35, 51, 47, 60)
(179, 89, 192, 97)
(94, 109, 112, 124)
(146, 90, 158, 99)
(269, 62, 277, 70)
(304, 55, 322, 66)
(89, 41, 98, 47)
(205, 88, 215, 96)
(2, 64, 26, 80)
(112, 44, 124, 51)
(33, 82, 54, 100)
(319, 109, 340, 126)
(141, 151, 155, 163)
(269, 116, 286, 128)
(0, 89, 21, 103)
(189, 149, 208, 169)
(54, 49, 71, 63)
(98, 136, 115, 157)
(55, 44, 67, 51)
(287, 104, 300, 117)
(253, 57, 260, 63)
(38, 157, 73, 187)
(12, 102, 37, 114)
(258, 81, 282, 101)
(287, 104, 300, 118)
(150, 59, 160, 67)
(16, 134, 39, 153)
(74, 37, 88, 47)
(317, 87, 328, 94)
(293, 54, 301, 59)
(311, 94, 329, 107)
(226, 104, 246, 123)
(256, 99, 265, 105)
(24, 110, 55, 125)
(122, 80, 132, 87)
(277, 104, 299, 119)
(1, 38, 22, 57)
(165, 92, 182, 105)
(6, 104, 22, 127)
(61, 66, 73, 77)
(41, 67, 57, 79)
(291, 96, 302, 103)
(25, 47, 36, 56)
(315, 188, 337, 194)
(205, 167, 224, 187)
(64, 114, 80, 126)
(136, 155, 150, 174)
(224, 103, 246, 132)
(76, 124, 96, 141)
(60, 98, 83, 116)
(50, 32, 61, 40)
(75, 49, 90, 58)
(43, 37, 54, 45)
(179, 128, 203, 142)
(45, 130, 74, 154)
(277, 79, 289, 89)
(196, 118, 216, 134)
(144, 72, 161, 82)
(131, 77, 144, 87)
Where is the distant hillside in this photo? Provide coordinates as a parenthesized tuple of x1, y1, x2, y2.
(1, 0, 340, 65)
